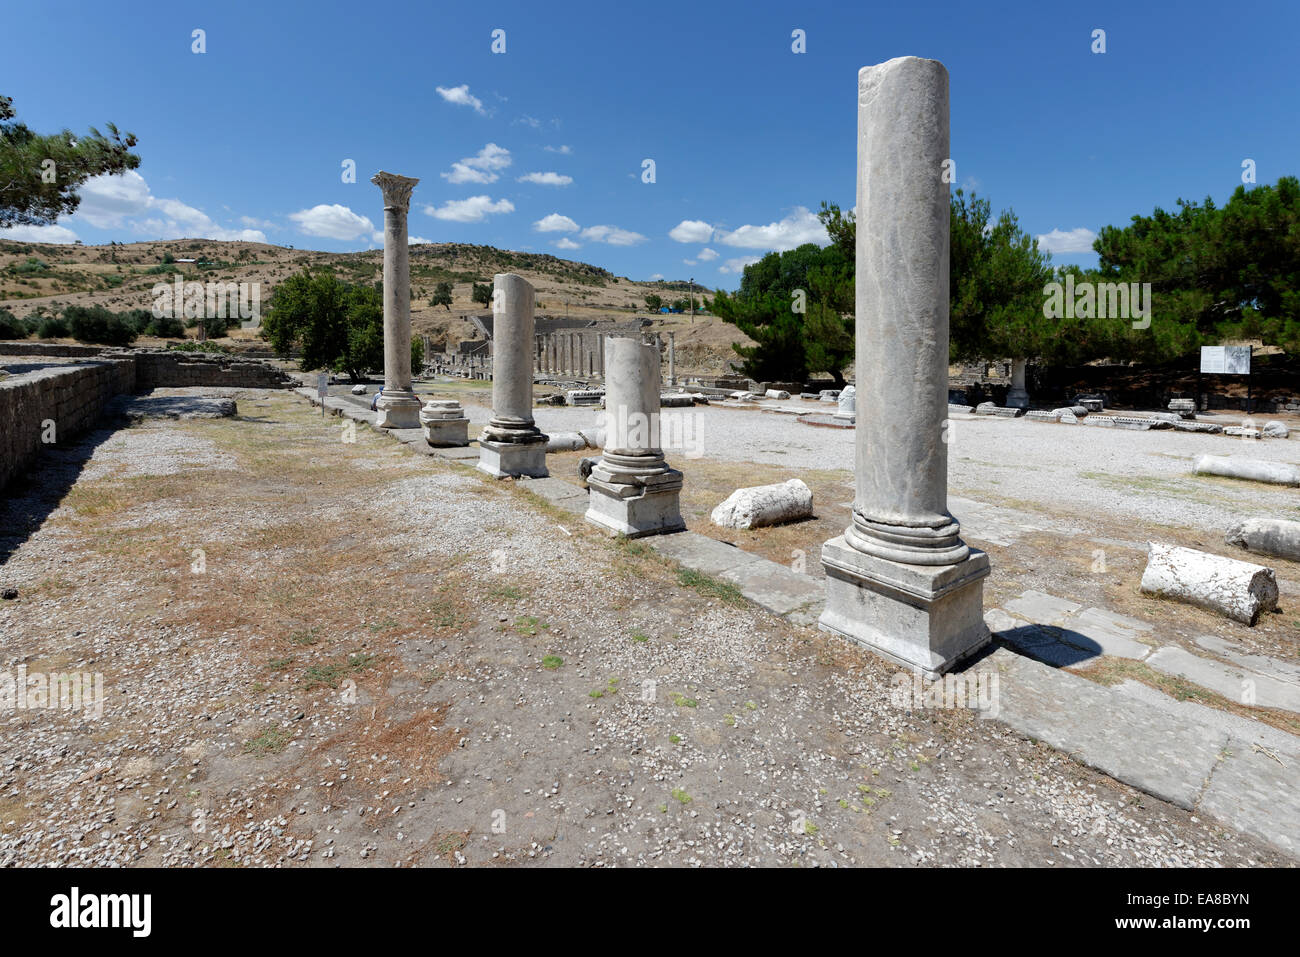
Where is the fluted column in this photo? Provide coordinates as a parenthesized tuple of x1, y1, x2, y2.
(370, 171, 421, 429)
(818, 57, 989, 679)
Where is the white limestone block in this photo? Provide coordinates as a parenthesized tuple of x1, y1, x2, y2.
(1193, 454, 1300, 486)
(710, 478, 814, 530)
(546, 432, 589, 452)
(835, 385, 856, 418)
(1262, 420, 1290, 438)
(1225, 518, 1300, 562)
(351, 384, 367, 394)
(1139, 543, 1279, 626)
(764, 389, 791, 400)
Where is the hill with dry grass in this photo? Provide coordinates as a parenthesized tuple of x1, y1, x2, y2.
(0, 238, 750, 375)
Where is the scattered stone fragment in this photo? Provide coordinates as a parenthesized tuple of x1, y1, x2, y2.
(1225, 517, 1300, 562)
(1262, 420, 1290, 438)
(1139, 542, 1279, 626)
(711, 479, 814, 530)
(834, 385, 856, 420)
(1192, 454, 1300, 486)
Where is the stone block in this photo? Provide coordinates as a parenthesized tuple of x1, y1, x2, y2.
(819, 536, 991, 679)
(711, 479, 814, 530)
(1139, 542, 1278, 626)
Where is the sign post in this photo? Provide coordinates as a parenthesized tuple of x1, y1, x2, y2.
(316, 372, 328, 417)
(1198, 346, 1252, 412)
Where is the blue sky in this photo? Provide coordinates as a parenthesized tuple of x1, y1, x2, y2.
(3, 0, 1297, 288)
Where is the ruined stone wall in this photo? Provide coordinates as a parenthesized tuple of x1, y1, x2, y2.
(133, 351, 295, 390)
(0, 358, 136, 491)
(0, 348, 292, 492)
(0, 342, 105, 358)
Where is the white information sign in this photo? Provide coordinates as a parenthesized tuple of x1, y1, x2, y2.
(1200, 346, 1251, 375)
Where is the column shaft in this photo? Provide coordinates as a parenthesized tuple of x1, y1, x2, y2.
(848, 58, 965, 565)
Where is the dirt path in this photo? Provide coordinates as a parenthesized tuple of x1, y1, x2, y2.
(0, 390, 1289, 866)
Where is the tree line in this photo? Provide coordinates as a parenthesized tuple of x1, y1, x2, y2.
(710, 177, 1300, 385)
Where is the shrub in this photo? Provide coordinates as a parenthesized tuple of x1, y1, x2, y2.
(168, 340, 229, 354)
(12, 256, 49, 275)
(62, 304, 137, 346)
(200, 314, 235, 339)
(37, 316, 70, 338)
(0, 308, 29, 340)
(145, 314, 185, 338)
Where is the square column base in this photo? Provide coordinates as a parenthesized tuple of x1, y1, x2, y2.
(477, 439, 549, 479)
(819, 535, 991, 679)
(375, 393, 421, 429)
(585, 472, 685, 538)
(422, 418, 469, 447)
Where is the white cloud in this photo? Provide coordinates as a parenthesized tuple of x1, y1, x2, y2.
(553, 237, 581, 250)
(533, 213, 579, 233)
(409, 236, 435, 245)
(425, 195, 515, 223)
(73, 170, 266, 241)
(696, 247, 719, 261)
(719, 255, 762, 274)
(716, 206, 827, 251)
(239, 215, 276, 229)
(580, 224, 647, 246)
(515, 115, 542, 129)
(1036, 227, 1097, 254)
(441, 143, 512, 184)
(289, 204, 377, 241)
(649, 273, 664, 280)
(543, 144, 572, 154)
(0, 223, 81, 243)
(436, 84, 486, 115)
(442, 163, 495, 185)
(669, 219, 714, 244)
(517, 171, 573, 186)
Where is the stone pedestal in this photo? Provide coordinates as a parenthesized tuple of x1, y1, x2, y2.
(371, 171, 421, 430)
(822, 538, 990, 677)
(818, 56, 989, 678)
(1006, 357, 1030, 409)
(478, 273, 549, 479)
(585, 337, 684, 537)
(419, 399, 469, 447)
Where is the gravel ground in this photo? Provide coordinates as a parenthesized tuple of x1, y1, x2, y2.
(452, 398, 1300, 537)
(0, 389, 1290, 867)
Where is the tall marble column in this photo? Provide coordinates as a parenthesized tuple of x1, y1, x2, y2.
(477, 274, 549, 478)
(667, 331, 676, 386)
(585, 337, 685, 537)
(818, 57, 990, 679)
(370, 171, 421, 429)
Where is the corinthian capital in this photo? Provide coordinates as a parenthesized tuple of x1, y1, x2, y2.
(371, 171, 419, 212)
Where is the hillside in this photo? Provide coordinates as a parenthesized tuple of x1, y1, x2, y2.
(0, 238, 750, 375)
